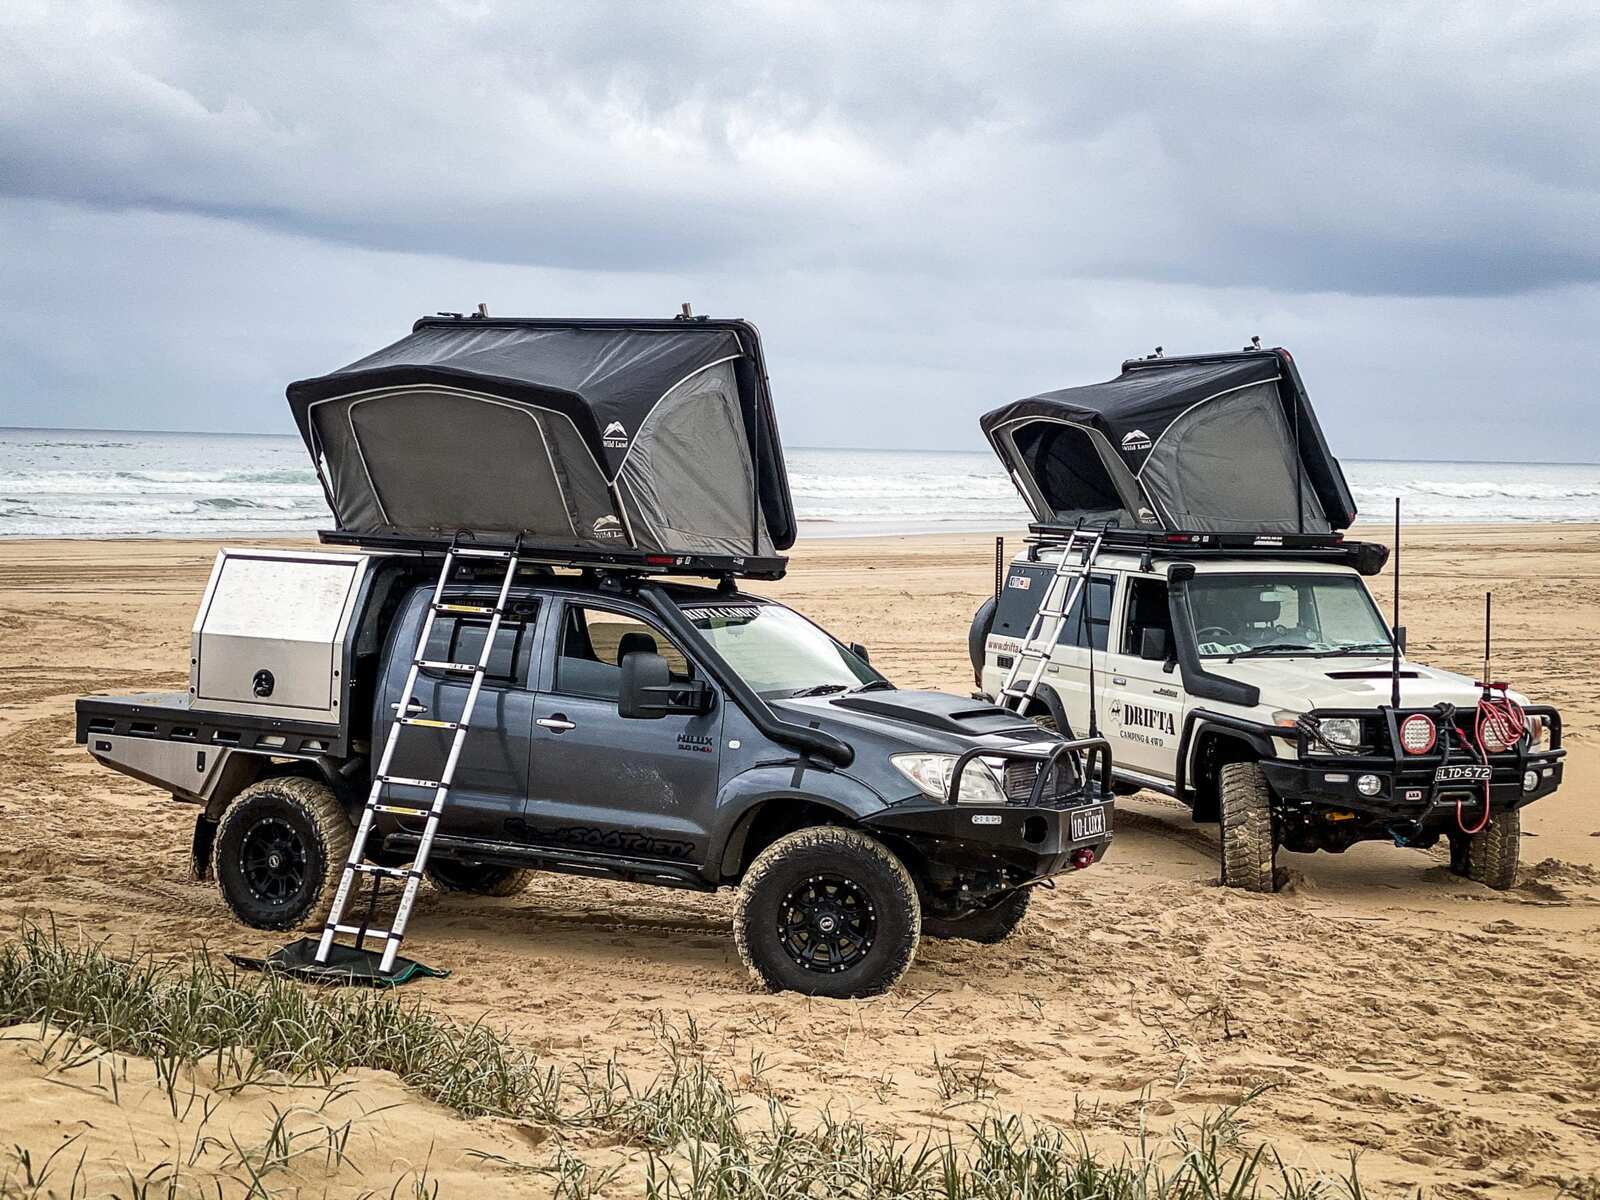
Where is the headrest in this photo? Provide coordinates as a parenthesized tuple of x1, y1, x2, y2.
(617, 630, 658, 660)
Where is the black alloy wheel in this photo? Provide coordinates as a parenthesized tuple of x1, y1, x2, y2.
(777, 874, 877, 974)
(238, 816, 309, 907)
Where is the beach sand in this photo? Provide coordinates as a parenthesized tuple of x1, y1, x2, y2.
(1, 526, 1598, 1196)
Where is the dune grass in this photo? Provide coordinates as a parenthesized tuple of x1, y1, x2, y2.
(0, 926, 1376, 1199)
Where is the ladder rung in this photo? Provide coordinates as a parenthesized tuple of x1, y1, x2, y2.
(434, 602, 500, 616)
(378, 774, 442, 790)
(327, 923, 401, 940)
(371, 802, 441, 816)
(415, 659, 479, 673)
(451, 547, 516, 560)
(351, 862, 422, 880)
(399, 716, 461, 730)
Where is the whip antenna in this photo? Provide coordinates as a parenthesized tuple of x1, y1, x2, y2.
(1483, 591, 1493, 688)
(1391, 497, 1402, 712)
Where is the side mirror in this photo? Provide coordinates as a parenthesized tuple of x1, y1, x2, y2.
(1139, 627, 1170, 662)
(849, 641, 871, 663)
(619, 651, 712, 720)
(1392, 625, 1407, 653)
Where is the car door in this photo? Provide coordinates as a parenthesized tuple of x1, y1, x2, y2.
(1100, 574, 1183, 782)
(378, 594, 540, 842)
(520, 597, 723, 867)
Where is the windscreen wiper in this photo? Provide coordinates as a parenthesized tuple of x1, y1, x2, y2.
(848, 680, 895, 693)
(789, 683, 849, 697)
(1227, 643, 1335, 662)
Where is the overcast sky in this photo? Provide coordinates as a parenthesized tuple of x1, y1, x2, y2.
(2, 1, 1597, 461)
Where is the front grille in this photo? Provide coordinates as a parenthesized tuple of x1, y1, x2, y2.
(1004, 759, 1077, 804)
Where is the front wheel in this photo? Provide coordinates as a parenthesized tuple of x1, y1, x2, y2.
(1219, 761, 1277, 893)
(923, 889, 1031, 943)
(215, 776, 354, 931)
(1454, 807, 1520, 890)
(734, 827, 920, 999)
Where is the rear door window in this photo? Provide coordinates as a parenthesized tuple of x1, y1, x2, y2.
(993, 564, 1114, 650)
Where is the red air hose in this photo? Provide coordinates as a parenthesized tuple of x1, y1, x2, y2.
(1457, 688, 1526, 835)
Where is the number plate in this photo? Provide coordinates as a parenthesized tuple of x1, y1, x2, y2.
(1069, 803, 1110, 841)
(1434, 764, 1492, 784)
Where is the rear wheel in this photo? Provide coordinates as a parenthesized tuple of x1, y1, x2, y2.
(1457, 807, 1520, 890)
(734, 827, 920, 999)
(1219, 761, 1277, 893)
(923, 889, 1031, 943)
(215, 777, 353, 931)
(425, 860, 532, 896)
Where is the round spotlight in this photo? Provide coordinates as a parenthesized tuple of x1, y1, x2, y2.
(1356, 774, 1383, 797)
(1399, 714, 1437, 755)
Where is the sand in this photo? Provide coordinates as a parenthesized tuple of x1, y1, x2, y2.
(1, 526, 1598, 1196)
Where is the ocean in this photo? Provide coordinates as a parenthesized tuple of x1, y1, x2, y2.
(3, 427, 1598, 539)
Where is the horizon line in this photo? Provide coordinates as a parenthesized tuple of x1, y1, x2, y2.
(2, 424, 1596, 470)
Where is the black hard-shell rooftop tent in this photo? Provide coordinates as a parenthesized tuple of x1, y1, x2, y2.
(981, 349, 1357, 535)
(288, 317, 795, 570)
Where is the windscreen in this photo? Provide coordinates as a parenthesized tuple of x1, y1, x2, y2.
(680, 603, 881, 697)
(1185, 574, 1393, 658)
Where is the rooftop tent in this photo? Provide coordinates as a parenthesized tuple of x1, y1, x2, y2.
(287, 317, 795, 562)
(980, 349, 1357, 535)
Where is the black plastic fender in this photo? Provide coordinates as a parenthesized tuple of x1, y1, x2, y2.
(1175, 709, 1282, 799)
(710, 764, 887, 881)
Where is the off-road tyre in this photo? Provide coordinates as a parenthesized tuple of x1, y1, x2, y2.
(1219, 761, 1277, 893)
(215, 776, 354, 931)
(1460, 807, 1520, 890)
(734, 827, 920, 999)
(923, 888, 1031, 943)
(424, 861, 533, 897)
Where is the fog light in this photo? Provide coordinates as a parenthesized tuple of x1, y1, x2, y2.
(1356, 774, 1383, 797)
(1070, 848, 1096, 870)
(1523, 769, 1538, 793)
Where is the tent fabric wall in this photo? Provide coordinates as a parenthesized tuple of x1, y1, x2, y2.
(1137, 382, 1330, 533)
(616, 361, 773, 555)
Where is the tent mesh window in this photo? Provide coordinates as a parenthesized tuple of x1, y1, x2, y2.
(1014, 423, 1131, 525)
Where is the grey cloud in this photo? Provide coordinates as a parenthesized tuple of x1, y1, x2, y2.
(3, 1, 1596, 297)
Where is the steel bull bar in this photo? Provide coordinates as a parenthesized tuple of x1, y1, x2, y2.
(947, 736, 1114, 806)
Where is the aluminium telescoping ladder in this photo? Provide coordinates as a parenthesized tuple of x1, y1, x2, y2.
(996, 525, 1104, 714)
(315, 544, 521, 976)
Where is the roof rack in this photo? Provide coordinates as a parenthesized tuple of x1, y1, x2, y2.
(317, 530, 788, 581)
(1024, 524, 1390, 575)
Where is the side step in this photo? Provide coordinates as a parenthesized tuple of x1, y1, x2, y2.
(385, 833, 716, 892)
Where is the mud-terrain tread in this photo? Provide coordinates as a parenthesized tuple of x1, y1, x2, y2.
(215, 776, 354, 931)
(1219, 761, 1277, 893)
(1463, 807, 1520, 890)
(734, 826, 920, 999)
(923, 888, 1031, 943)
(424, 862, 533, 897)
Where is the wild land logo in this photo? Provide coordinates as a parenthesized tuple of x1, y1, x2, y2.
(1136, 506, 1158, 524)
(1112, 699, 1175, 736)
(602, 421, 630, 450)
(1121, 429, 1153, 452)
(592, 514, 624, 540)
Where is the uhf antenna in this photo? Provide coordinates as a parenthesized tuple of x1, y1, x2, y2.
(1391, 497, 1402, 711)
(1482, 591, 1493, 689)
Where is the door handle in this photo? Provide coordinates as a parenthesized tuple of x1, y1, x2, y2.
(536, 715, 576, 733)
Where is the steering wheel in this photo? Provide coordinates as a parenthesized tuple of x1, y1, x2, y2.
(1194, 626, 1234, 642)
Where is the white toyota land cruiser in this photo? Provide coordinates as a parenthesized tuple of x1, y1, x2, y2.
(969, 344, 1565, 893)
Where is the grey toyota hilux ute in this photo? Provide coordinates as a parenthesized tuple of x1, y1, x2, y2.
(77, 554, 1114, 998)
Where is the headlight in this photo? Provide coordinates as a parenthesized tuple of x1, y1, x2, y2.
(891, 753, 1006, 805)
(1317, 717, 1366, 751)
